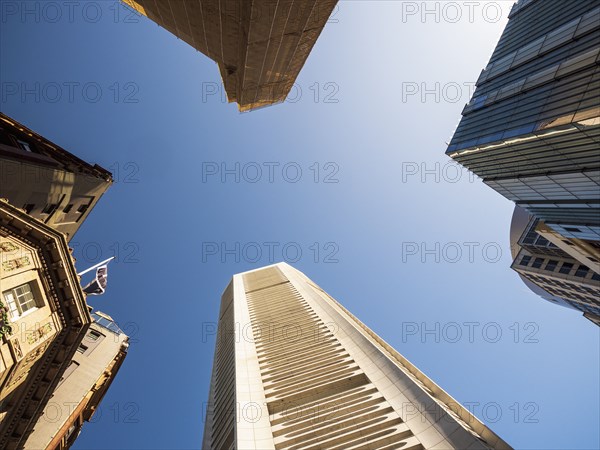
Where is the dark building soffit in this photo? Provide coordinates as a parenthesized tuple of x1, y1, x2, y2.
(0, 112, 113, 182)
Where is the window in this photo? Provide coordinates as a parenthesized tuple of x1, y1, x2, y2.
(65, 422, 80, 442)
(562, 240, 575, 246)
(2, 283, 38, 319)
(592, 273, 600, 282)
(574, 266, 589, 278)
(564, 227, 581, 233)
(77, 204, 89, 214)
(559, 262, 574, 274)
(41, 203, 58, 215)
(88, 330, 102, 341)
(77, 344, 88, 354)
(63, 204, 73, 213)
(66, 423, 77, 439)
(545, 260, 559, 272)
(519, 255, 532, 266)
(22, 204, 35, 214)
(532, 258, 544, 269)
(522, 237, 535, 245)
(16, 140, 32, 152)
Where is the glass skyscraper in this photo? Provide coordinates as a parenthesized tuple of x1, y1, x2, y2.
(447, 0, 600, 243)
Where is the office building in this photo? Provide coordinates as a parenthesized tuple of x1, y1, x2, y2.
(202, 263, 512, 449)
(121, 0, 338, 111)
(510, 206, 600, 325)
(0, 113, 126, 447)
(0, 112, 112, 241)
(446, 0, 600, 243)
(0, 199, 91, 448)
(22, 312, 129, 450)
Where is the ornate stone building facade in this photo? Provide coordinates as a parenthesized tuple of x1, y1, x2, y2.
(0, 199, 91, 448)
(0, 112, 127, 449)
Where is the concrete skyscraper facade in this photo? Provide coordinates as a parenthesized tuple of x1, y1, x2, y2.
(446, 0, 600, 243)
(202, 263, 511, 449)
(121, 0, 338, 111)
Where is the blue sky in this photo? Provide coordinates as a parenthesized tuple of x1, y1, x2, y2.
(1, 1, 598, 449)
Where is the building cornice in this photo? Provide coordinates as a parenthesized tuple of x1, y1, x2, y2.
(0, 112, 113, 182)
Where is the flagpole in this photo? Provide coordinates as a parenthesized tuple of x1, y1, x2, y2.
(77, 256, 115, 276)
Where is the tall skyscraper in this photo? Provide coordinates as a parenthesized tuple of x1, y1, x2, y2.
(510, 206, 600, 326)
(446, 0, 600, 244)
(0, 112, 112, 241)
(203, 263, 511, 449)
(121, 0, 338, 111)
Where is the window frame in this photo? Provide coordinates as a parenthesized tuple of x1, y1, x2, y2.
(16, 139, 33, 152)
(2, 282, 40, 320)
(559, 262, 574, 275)
(88, 329, 102, 341)
(519, 255, 532, 266)
(77, 344, 88, 354)
(574, 266, 589, 278)
(531, 257, 544, 269)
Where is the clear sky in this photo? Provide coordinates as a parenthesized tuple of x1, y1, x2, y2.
(1, 1, 598, 449)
